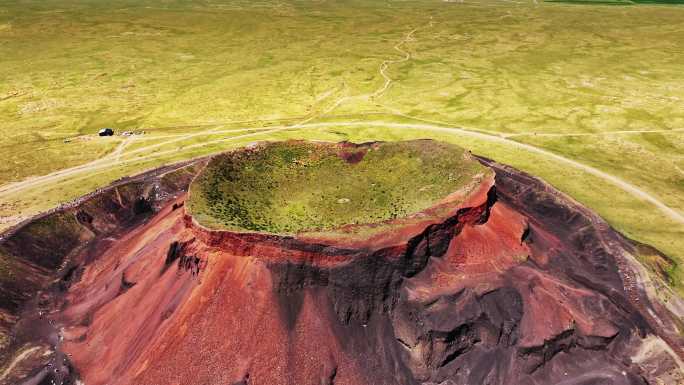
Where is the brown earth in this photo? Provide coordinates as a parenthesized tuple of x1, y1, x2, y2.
(0, 142, 682, 385)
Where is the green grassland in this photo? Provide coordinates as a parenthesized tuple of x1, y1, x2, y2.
(1, 0, 684, 295)
(547, 0, 684, 4)
(188, 140, 488, 233)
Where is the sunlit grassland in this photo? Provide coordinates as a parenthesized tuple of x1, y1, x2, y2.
(1, 0, 684, 293)
(380, 5, 684, 135)
(1, 0, 407, 182)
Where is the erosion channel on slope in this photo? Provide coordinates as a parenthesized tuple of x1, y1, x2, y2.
(0, 140, 682, 385)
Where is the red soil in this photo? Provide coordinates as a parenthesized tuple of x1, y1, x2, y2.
(55, 171, 663, 385)
(58, 177, 504, 385)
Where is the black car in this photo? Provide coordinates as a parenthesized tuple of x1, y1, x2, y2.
(98, 128, 114, 136)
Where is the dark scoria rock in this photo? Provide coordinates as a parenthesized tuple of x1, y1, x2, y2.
(261, 160, 683, 385)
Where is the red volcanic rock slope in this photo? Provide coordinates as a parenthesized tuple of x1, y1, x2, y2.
(0, 146, 682, 385)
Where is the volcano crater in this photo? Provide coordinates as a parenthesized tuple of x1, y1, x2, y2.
(0, 140, 682, 385)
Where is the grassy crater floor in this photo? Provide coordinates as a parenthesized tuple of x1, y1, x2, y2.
(188, 140, 488, 234)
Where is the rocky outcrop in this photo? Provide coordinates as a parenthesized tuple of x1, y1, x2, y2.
(0, 161, 202, 385)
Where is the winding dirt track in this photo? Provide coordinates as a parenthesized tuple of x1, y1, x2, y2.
(372, 24, 422, 98)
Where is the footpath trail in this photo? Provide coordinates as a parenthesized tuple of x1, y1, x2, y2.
(506, 128, 684, 138)
(372, 26, 420, 98)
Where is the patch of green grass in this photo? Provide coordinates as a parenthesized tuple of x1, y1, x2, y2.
(631, 0, 684, 3)
(547, 0, 684, 3)
(188, 140, 487, 234)
(545, 0, 634, 5)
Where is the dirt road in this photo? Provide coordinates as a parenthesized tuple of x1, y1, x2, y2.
(1, 120, 683, 228)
